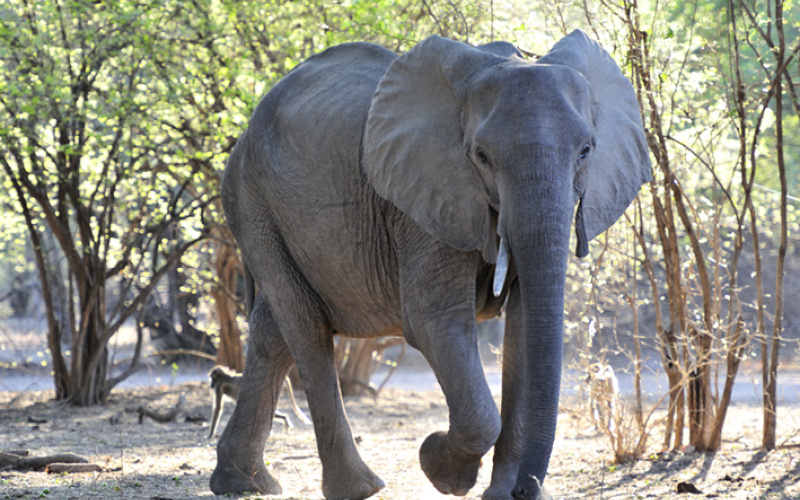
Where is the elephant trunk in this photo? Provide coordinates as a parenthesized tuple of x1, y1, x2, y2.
(501, 150, 574, 499)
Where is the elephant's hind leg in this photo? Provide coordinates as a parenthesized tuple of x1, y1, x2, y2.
(243, 239, 383, 498)
(210, 296, 293, 496)
(283, 323, 385, 499)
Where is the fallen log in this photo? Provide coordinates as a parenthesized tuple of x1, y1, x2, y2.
(129, 392, 186, 424)
(45, 462, 102, 474)
(0, 451, 89, 472)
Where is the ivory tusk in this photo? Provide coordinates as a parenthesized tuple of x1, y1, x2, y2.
(493, 237, 509, 297)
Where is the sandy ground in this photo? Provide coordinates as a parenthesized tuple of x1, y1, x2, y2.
(2, 379, 800, 500)
(3, 319, 800, 499)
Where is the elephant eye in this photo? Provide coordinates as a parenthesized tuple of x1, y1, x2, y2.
(579, 145, 591, 160)
(476, 149, 490, 165)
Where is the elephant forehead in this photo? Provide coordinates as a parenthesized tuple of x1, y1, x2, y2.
(471, 64, 591, 108)
(466, 66, 593, 147)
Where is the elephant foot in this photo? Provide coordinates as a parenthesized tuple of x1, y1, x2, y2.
(321, 459, 385, 500)
(482, 462, 518, 499)
(483, 486, 512, 500)
(419, 431, 483, 496)
(486, 482, 554, 500)
(511, 482, 554, 500)
(209, 460, 282, 496)
(483, 480, 514, 500)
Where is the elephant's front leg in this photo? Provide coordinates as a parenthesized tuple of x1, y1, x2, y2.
(400, 245, 501, 496)
(210, 297, 294, 496)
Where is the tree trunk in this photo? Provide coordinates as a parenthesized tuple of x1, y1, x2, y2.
(763, 5, 788, 447)
(335, 337, 405, 398)
(213, 234, 245, 372)
(69, 267, 110, 406)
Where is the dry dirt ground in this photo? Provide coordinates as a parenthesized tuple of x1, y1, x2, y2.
(2, 382, 800, 500)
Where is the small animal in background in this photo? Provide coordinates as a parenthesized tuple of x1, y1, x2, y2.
(208, 365, 311, 438)
(585, 362, 620, 433)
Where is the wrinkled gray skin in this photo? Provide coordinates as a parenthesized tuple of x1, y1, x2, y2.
(211, 30, 650, 500)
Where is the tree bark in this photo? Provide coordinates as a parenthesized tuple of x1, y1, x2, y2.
(213, 233, 245, 372)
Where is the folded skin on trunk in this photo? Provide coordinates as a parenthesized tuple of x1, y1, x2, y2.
(499, 152, 574, 500)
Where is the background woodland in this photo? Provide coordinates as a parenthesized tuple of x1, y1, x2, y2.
(1, 0, 798, 455)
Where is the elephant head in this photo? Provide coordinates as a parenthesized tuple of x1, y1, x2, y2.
(364, 30, 650, 498)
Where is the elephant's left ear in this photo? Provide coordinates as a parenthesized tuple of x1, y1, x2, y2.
(539, 30, 652, 242)
(362, 36, 507, 259)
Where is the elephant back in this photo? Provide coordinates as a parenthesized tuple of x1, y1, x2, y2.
(239, 43, 398, 183)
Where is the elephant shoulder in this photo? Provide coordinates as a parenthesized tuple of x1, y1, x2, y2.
(242, 42, 395, 180)
(302, 42, 398, 70)
(255, 42, 397, 127)
(276, 42, 397, 92)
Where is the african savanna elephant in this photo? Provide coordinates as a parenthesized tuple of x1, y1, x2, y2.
(210, 30, 651, 500)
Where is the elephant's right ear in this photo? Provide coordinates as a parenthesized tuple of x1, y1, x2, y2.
(363, 36, 505, 258)
(538, 30, 652, 244)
